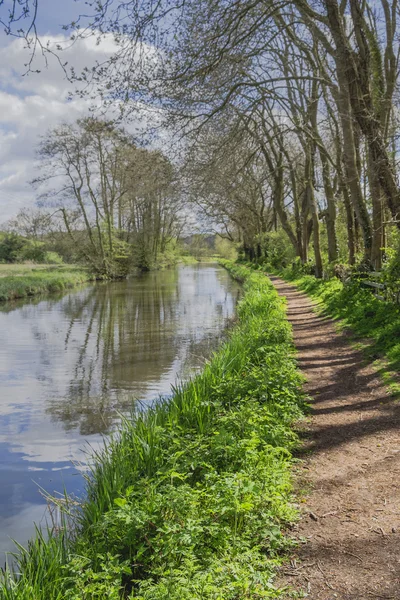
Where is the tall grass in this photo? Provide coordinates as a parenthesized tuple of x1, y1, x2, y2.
(0, 267, 95, 302)
(0, 262, 305, 599)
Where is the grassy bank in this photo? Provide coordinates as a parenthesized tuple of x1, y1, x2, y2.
(271, 265, 400, 389)
(0, 265, 96, 302)
(0, 257, 199, 302)
(1, 262, 304, 599)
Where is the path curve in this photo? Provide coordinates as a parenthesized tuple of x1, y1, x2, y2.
(269, 276, 400, 600)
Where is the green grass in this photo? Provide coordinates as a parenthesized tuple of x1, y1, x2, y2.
(273, 265, 400, 390)
(0, 262, 305, 599)
(0, 265, 95, 302)
(156, 252, 198, 269)
(0, 263, 69, 277)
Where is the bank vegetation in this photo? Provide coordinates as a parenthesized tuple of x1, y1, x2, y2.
(0, 266, 95, 302)
(0, 263, 304, 599)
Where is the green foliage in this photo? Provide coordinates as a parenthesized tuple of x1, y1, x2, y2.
(155, 239, 198, 269)
(279, 268, 400, 373)
(16, 240, 47, 263)
(0, 235, 64, 266)
(182, 235, 216, 260)
(381, 232, 400, 282)
(130, 238, 154, 271)
(214, 237, 238, 261)
(0, 263, 304, 599)
(105, 236, 132, 277)
(260, 232, 296, 269)
(44, 251, 64, 264)
(129, 238, 196, 271)
(0, 234, 26, 263)
(63, 554, 132, 600)
(0, 268, 94, 302)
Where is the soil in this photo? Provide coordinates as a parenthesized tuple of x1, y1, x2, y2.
(270, 276, 400, 600)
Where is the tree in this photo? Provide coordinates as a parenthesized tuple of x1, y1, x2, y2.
(34, 117, 184, 274)
(5, 207, 54, 239)
(185, 117, 275, 260)
(5, 0, 400, 272)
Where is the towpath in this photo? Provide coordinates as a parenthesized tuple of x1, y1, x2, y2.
(270, 276, 400, 600)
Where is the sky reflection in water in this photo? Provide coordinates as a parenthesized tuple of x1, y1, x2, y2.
(0, 264, 241, 557)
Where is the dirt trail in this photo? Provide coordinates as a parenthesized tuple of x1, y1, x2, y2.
(270, 276, 400, 600)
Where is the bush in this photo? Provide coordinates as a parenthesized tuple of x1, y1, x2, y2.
(0, 236, 64, 265)
(0, 234, 26, 263)
(214, 237, 238, 261)
(16, 240, 47, 263)
(381, 232, 400, 283)
(261, 231, 296, 269)
(43, 251, 64, 264)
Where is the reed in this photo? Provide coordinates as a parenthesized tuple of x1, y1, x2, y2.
(0, 262, 305, 599)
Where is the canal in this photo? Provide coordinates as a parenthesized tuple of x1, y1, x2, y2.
(0, 263, 241, 558)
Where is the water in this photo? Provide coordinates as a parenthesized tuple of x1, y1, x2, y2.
(0, 263, 241, 558)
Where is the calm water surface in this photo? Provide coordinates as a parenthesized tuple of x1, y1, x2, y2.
(0, 263, 241, 557)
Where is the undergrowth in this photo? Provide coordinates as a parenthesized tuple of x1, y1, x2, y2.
(0, 262, 305, 599)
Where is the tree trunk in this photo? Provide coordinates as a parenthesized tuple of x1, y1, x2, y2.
(326, 0, 400, 228)
(335, 82, 372, 258)
(341, 183, 356, 265)
(306, 83, 323, 278)
(319, 148, 339, 262)
(368, 149, 384, 270)
(271, 163, 303, 259)
(305, 164, 323, 277)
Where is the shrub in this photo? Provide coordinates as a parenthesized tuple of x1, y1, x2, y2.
(16, 240, 47, 263)
(0, 234, 26, 263)
(43, 251, 64, 264)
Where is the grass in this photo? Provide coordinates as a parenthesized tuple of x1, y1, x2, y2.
(156, 253, 198, 269)
(0, 263, 75, 277)
(0, 261, 305, 600)
(270, 265, 400, 393)
(0, 265, 95, 302)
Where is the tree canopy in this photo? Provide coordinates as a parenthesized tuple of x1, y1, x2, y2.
(3, 0, 400, 274)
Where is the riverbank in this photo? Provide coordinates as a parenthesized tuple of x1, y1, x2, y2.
(1, 262, 305, 599)
(0, 265, 96, 302)
(0, 256, 197, 303)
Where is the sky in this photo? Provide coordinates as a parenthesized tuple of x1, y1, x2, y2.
(0, 0, 119, 222)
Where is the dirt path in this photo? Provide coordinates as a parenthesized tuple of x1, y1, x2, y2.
(270, 276, 400, 600)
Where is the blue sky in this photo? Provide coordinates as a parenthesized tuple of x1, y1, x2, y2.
(2, 0, 88, 35)
(0, 0, 114, 221)
(31, 0, 87, 33)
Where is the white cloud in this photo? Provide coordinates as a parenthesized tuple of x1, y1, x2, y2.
(0, 34, 123, 221)
(0, 30, 165, 223)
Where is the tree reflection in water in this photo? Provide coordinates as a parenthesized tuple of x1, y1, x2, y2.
(0, 264, 241, 557)
(43, 265, 241, 435)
